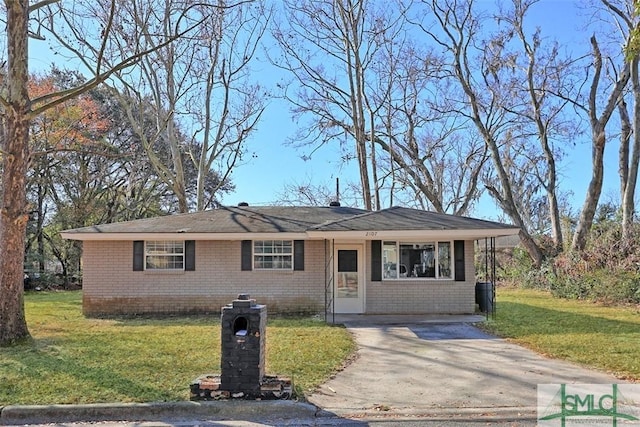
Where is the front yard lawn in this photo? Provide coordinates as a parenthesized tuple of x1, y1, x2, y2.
(0, 291, 355, 405)
(484, 287, 640, 381)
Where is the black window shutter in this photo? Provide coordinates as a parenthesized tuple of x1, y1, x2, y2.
(241, 240, 252, 271)
(454, 240, 465, 281)
(294, 240, 305, 271)
(133, 241, 144, 271)
(371, 240, 382, 282)
(185, 240, 196, 271)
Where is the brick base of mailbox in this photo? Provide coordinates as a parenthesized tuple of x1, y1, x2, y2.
(190, 374, 293, 400)
(191, 294, 292, 401)
(219, 296, 266, 394)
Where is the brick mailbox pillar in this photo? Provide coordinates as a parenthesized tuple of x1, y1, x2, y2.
(220, 293, 266, 395)
(190, 294, 291, 400)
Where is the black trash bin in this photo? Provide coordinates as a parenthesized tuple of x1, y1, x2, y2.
(475, 282, 494, 313)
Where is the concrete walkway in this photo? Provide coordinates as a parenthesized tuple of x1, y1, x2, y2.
(308, 315, 625, 422)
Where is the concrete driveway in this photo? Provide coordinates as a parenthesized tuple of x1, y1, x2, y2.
(307, 315, 624, 423)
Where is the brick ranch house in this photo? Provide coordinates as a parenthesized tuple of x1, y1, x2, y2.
(61, 204, 520, 317)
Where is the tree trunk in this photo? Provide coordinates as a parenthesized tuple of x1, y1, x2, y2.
(1, 0, 31, 345)
(0, 114, 31, 343)
(572, 36, 630, 251)
(622, 57, 640, 239)
(369, 110, 381, 210)
(167, 116, 188, 214)
(519, 229, 543, 269)
(572, 126, 606, 251)
(338, 0, 372, 210)
(525, 54, 563, 251)
(164, 46, 188, 214)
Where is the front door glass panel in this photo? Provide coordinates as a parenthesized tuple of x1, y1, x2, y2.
(337, 249, 358, 299)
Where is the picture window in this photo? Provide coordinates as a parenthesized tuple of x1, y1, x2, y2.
(382, 241, 452, 280)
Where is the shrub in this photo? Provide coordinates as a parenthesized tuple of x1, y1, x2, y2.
(496, 246, 554, 290)
(546, 242, 640, 305)
(547, 269, 640, 305)
(495, 247, 533, 285)
(589, 270, 640, 304)
(487, 218, 640, 306)
(548, 272, 594, 300)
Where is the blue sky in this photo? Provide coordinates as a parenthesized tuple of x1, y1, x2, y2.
(26, 0, 627, 221)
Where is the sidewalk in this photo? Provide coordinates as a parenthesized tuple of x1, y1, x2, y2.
(328, 313, 487, 326)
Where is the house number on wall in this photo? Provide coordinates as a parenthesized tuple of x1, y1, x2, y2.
(365, 231, 378, 237)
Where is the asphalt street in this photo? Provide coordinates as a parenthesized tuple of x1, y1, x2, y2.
(0, 418, 536, 426)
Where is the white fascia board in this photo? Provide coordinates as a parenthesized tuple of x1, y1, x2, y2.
(305, 228, 521, 240)
(60, 232, 310, 241)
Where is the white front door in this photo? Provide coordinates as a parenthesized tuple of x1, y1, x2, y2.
(334, 244, 364, 314)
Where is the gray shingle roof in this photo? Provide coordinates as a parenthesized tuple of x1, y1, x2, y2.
(62, 205, 368, 235)
(310, 206, 516, 232)
(61, 205, 520, 238)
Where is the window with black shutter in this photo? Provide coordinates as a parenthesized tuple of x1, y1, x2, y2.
(133, 240, 195, 271)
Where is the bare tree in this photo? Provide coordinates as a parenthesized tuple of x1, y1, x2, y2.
(411, 0, 551, 265)
(274, 0, 484, 213)
(188, 2, 268, 210)
(272, 0, 405, 210)
(571, 33, 631, 250)
(497, 0, 582, 252)
(617, 68, 640, 241)
(605, 0, 640, 241)
(276, 180, 336, 206)
(0, 0, 203, 344)
(69, 0, 269, 213)
(369, 35, 488, 214)
(560, 0, 640, 251)
(274, 177, 363, 207)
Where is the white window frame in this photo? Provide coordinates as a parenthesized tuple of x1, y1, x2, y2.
(382, 240, 453, 280)
(145, 241, 185, 271)
(253, 240, 293, 270)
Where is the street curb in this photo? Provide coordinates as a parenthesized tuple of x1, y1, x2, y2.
(316, 405, 540, 422)
(0, 400, 320, 425)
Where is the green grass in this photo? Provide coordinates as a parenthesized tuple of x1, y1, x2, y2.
(484, 287, 640, 381)
(0, 291, 355, 405)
